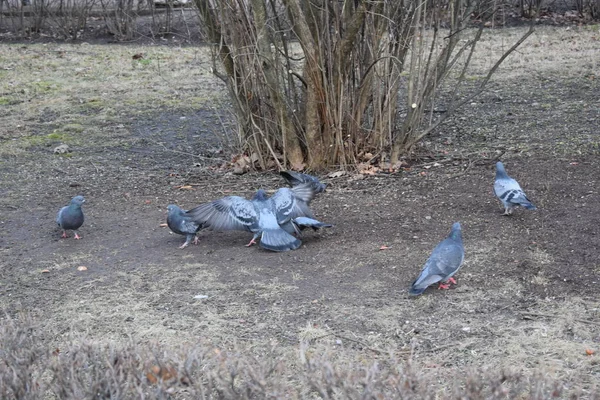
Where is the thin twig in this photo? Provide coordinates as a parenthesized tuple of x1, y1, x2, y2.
(520, 312, 600, 326)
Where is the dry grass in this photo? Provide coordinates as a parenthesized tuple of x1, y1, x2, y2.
(0, 315, 581, 399)
(0, 43, 229, 156)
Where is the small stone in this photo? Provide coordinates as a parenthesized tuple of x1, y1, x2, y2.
(53, 144, 70, 154)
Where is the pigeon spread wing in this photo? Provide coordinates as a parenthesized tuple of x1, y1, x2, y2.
(186, 196, 257, 231)
(280, 171, 327, 194)
(271, 186, 314, 224)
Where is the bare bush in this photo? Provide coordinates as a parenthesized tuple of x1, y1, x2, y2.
(0, 315, 592, 399)
(100, 0, 136, 40)
(194, 0, 534, 170)
(46, 0, 97, 39)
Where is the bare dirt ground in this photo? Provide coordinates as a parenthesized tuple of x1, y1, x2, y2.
(1, 26, 600, 396)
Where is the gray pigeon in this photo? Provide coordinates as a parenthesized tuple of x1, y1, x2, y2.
(167, 204, 202, 249)
(56, 195, 85, 239)
(494, 161, 536, 215)
(280, 171, 327, 194)
(185, 183, 323, 252)
(409, 222, 464, 296)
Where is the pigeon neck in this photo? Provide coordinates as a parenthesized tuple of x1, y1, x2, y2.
(449, 229, 462, 242)
(495, 164, 508, 179)
(253, 189, 268, 201)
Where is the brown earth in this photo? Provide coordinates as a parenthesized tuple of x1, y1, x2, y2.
(0, 26, 599, 396)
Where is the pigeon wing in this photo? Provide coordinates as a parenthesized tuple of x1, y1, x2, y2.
(271, 186, 315, 224)
(186, 196, 257, 231)
(280, 171, 327, 193)
(56, 206, 67, 225)
(411, 240, 464, 291)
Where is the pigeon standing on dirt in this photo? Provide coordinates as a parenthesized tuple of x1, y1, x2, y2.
(280, 171, 328, 194)
(56, 195, 85, 239)
(494, 161, 537, 215)
(166, 205, 203, 249)
(186, 183, 331, 252)
(409, 222, 464, 296)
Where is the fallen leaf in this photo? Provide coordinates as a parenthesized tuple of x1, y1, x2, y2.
(379, 245, 390, 250)
(132, 53, 144, 60)
(41, 269, 50, 273)
(77, 266, 88, 271)
(586, 349, 595, 356)
(159, 223, 168, 227)
(178, 185, 193, 190)
(144, 200, 151, 204)
(570, 162, 579, 165)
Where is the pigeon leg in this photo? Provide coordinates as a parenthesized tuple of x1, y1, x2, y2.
(179, 241, 190, 249)
(192, 236, 199, 245)
(73, 232, 81, 240)
(448, 277, 457, 285)
(61, 231, 69, 238)
(502, 207, 511, 216)
(245, 238, 257, 247)
(438, 283, 451, 290)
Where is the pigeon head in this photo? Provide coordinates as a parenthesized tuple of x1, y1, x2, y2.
(495, 162, 508, 178)
(71, 195, 85, 207)
(167, 204, 178, 214)
(449, 222, 462, 241)
(252, 189, 268, 201)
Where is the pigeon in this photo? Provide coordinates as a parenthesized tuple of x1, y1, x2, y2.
(166, 205, 203, 249)
(280, 171, 327, 194)
(56, 195, 85, 239)
(494, 161, 537, 215)
(186, 183, 322, 252)
(409, 222, 464, 296)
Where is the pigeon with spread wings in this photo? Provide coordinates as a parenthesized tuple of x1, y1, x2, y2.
(280, 171, 327, 194)
(186, 183, 330, 252)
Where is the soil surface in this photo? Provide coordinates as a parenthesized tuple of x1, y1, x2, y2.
(1, 26, 599, 394)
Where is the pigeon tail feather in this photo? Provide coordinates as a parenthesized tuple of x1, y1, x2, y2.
(259, 228, 301, 252)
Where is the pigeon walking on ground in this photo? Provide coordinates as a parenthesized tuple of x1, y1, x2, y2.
(186, 183, 328, 252)
(56, 195, 85, 239)
(280, 171, 327, 194)
(409, 222, 464, 296)
(166, 205, 203, 249)
(494, 161, 537, 215)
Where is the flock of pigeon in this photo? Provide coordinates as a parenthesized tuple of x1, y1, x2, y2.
(56, 162, 536, 295)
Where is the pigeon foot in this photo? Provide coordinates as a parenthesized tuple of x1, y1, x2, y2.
(193, 237, 199, 245)
(74, 233, 81, 240)
(245, 238, 257, 247)
(179, 242, 190, 249)
(61, 231, 68, 238)
(447, 277, 457, 285)
(438, 283, 451, 290)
